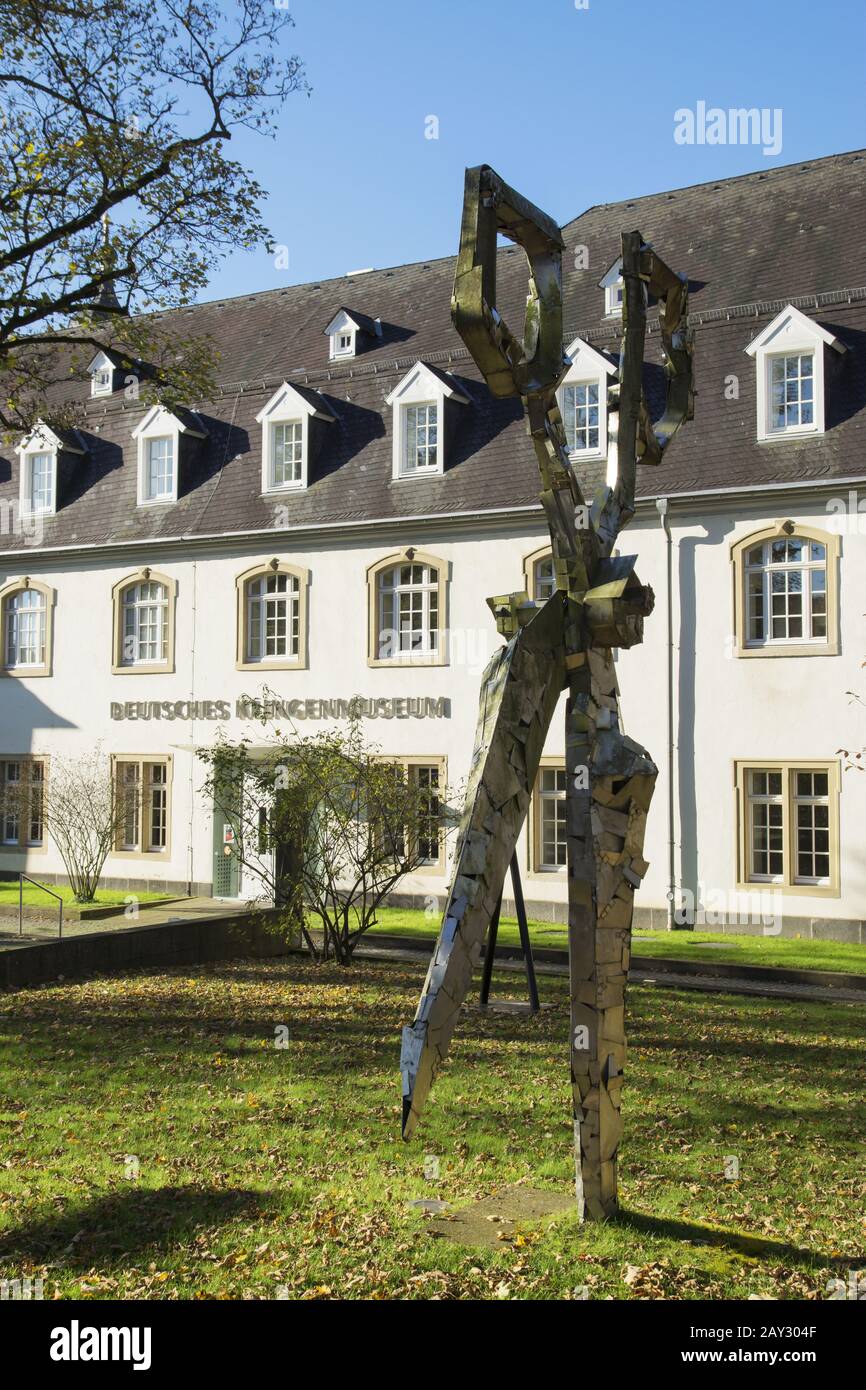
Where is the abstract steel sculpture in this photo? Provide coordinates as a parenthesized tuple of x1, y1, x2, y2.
(400, 166, 693, 1220)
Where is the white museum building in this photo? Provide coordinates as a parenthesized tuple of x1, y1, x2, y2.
(1, 150, 865, 941)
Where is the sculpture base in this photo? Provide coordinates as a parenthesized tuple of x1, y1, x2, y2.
(423, 1185, 574, 1248)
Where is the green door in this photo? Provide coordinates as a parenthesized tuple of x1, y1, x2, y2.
(212, 796, 240, 897)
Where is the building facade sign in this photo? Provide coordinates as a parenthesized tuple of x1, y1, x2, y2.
(109, 696, 451, 722)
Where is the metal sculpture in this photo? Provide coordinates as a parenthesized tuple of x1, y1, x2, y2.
(400, 166, 693, 1220)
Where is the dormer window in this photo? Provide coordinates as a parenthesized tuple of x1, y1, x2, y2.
(87, 350, 118, 397)
(145, 437, 174, 501)
(404, 402, 438, 474)
(28, 452, 54, 513)
(256, 382, 335, 495)
(16, 422, 85, 517)
(385, 362, 469, 480)
(745, 305, 846, 442)
(557, 338, 617, 461)
(132, 405, 206, 507)
(324, 307, 382, 362)
(599, 259, 624, 317)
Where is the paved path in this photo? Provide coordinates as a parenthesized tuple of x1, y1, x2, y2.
(0, 896, 246, 950)
(1, 900, 862, 1005)
(354, 941, 866, 1006)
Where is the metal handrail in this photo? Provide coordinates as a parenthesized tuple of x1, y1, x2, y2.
(19, 874, 64, 938)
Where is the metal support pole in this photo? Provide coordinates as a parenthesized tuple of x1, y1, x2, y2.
(478, 893, 501, 1010)
(19, 873, 23, 936)
(509, 853, 539, 1013)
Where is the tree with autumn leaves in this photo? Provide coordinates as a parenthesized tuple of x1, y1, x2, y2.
(0, 0, 308, 431)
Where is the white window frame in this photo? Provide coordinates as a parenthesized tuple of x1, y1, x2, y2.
(743, 535, 829, 649)
(0, 757, 46, 851)
(144, 436, 175, 502)
(4, 586, 47, 669)
(87, 350, 115, 397)
(132, 405, 205, 507)
(532, 762, 568, 872)
(735, 760, 840, 897)
(16, 422, 84, 518)
(558, 338, 616, 462)
(121, 580, 169, 666)
(385, 362, 469, 480)
(256, 381, 335, 495)
(745, 304, 845, 442)
(112, 756, 171, 857)
(0, 579, 54, 678)
(234, 561, 309, 672)
(245, 570, 301, 664)
(377, 560, 440, 660)
(598, 258, 624, 317)
(324, 310, 358, 361)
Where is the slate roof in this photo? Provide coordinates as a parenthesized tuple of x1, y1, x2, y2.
(2, 148, 865, 557)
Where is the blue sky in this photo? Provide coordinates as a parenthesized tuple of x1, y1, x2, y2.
(201, 0, 866, 302)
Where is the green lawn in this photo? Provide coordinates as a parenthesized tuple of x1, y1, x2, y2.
(0, 882, 173, 910)
(367, 907, 866, 976)
(0, 956, 862, 1300)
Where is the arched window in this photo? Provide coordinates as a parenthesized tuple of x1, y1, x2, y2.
(732, 524, 839, 657)
(111, 571, 177, 674)
(371, 557, 441, 663)
(235, 562, 309, 671)
(0, 580, 54, 677)
(121, 581, 168, 665)
(367, 551, 448, 666)
(522, 545, 556, 602)
(247, 572, 299, 662)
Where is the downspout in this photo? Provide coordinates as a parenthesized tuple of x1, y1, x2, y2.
(655, 497, 677, 930)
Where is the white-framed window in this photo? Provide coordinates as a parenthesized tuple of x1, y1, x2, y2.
(325, 311, 358, 360)
(4, 587, 46, 668)
(246, 571, 300, 662)
(88, 350, 116, 397)
(16, 423, 83, 517)
(598, 258, 624, 317)
(745, 304, 844, 442)
(533, 554, 556, 601)
(0, 758, 45, 848)
(145, 437, 174, 501)
(402, 402, 439, 475)
(744, 536, 827, 646)
(732, 525, 839, 659)
(380, 759, 445, 868)
(533, 765, 567, 870)
(256, 382, 334, 494)
(385, 362, 469, 480)
(121, 581, 169, 665)
(28, 452, 55, 513)
(271, 421, 303, 487)
(768, 353, 814, 433)
(132, 405, 205, 506)
(738, 762, 838, 893)
(562, 382, 600, 453)
(115, 758, 169, 854)
(378, 561, 439, 660)
(557, 339, 615, 461)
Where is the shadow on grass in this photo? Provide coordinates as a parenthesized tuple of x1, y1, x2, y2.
(0, 1186, 278, 1270)
(614, 1208, 849, 1271)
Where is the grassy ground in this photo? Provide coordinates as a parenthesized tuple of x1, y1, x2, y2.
(0, 956, 862, 1300)
(368, 908, 866, 976)
(0, 883, 171, 910)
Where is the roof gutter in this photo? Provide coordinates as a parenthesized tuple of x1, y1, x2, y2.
(0, 474, 863, 565)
